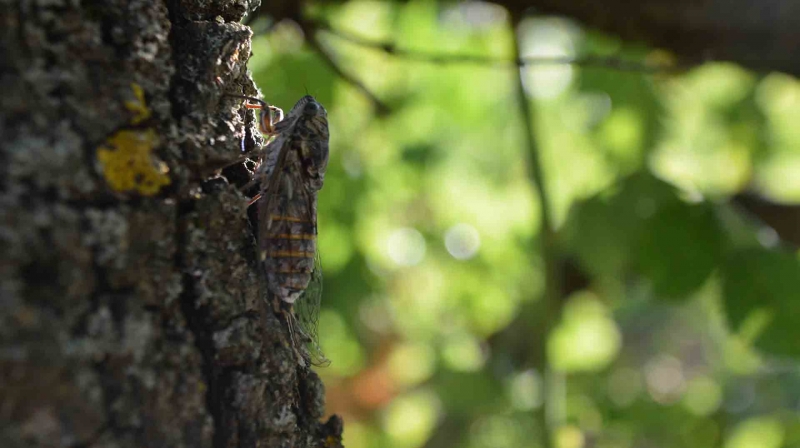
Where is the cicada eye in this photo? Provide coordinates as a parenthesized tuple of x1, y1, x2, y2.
(303, 101, 320, 115)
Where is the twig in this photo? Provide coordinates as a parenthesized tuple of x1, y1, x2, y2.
(301, 23, 390, 114)
(509, 13, 564, 448)
(313, 19, 681, 74)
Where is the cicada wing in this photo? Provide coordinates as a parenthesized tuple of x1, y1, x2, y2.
(255, 131, 293, 244)
(295, 250, 330, 367)
(259, 132, 289, 191)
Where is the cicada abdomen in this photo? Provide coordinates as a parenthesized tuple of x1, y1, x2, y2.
(258, 177, 319, 304)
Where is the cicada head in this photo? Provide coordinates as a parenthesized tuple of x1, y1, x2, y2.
(288, 96, 329, 192)
(286, 95, 326, 117)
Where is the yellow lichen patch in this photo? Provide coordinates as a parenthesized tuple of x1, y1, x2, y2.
(125, 83, 151, 125)
(97, 128, 170, 195)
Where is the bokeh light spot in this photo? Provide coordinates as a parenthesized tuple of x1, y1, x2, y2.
(517, 18, 580, 99)
(725, 417, 784, 448)
(549, 293, 621, 372)
(383, 390, 440, 448)
(508, 369, 542, 410)
(388, 343, 436, 387)
(644, 355, 685, 404)
(599, 107, 642, 163)
(683, 376, 722, 416)
(444, 223, 481, 260)
(442, 1, 508, 30)
(387, 227, 427, 267)
(555, 425, 585, 448)
(442, 333, 487, 372)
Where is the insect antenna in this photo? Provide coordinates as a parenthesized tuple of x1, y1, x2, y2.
(223, 93, 267, 107)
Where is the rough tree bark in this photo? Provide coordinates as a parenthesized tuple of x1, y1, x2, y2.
(0, 1, 342, 447)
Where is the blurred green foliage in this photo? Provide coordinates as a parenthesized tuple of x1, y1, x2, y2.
(249, 1, 800, 447)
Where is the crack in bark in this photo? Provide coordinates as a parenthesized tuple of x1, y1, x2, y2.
(164, 0, 189, 123)
(173, 198, 226, 447)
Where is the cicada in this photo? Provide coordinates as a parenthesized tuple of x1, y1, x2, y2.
(226, 93, 330, 367)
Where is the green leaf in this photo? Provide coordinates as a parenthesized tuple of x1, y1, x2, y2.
(564, 173, 680, 277)
(563, 194, 635, 277)
(723, 247, 800, 357)
(636, 201, 725, 299)
(565, 173, 725, 299)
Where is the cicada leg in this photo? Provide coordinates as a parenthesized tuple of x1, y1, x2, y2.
(224, 93, 284, 135)
(243, 102, 284, 135)
(246, 192, 261, 207)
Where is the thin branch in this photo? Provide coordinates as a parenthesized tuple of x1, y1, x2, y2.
(301, 22, 390, 114)
(509, 13, 564, 448)
(312, 19, 682, 74)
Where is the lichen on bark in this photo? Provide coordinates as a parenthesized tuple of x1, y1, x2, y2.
(0, 1, 342, 447)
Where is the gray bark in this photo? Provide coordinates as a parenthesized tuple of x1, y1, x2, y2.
(0, 1, 342, 447)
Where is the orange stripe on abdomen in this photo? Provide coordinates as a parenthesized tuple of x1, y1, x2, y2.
(267, 233, 316, 240)
(261, 215, 317, 287)
(269, 215, 313, 223)
(267, 250, 315, 258)
(272, 265, 314, 274)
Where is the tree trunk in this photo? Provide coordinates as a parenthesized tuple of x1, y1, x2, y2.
(0, 1, 342, 447)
